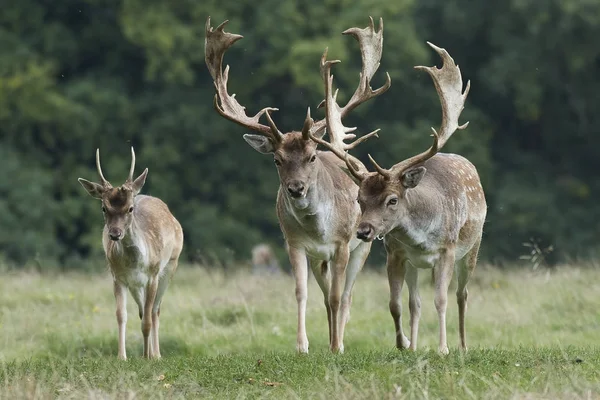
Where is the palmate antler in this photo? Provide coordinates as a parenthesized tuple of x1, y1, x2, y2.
(205, 18, 282, 145)
(309, 17, 391, 181)
(205, 17, 390, 149)
(367, 42, 471, 180)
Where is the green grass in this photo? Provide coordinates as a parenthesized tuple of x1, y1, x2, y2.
(1, 264, 600, 398)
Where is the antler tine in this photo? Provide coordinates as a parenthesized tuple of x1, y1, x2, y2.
(127, 146, 136, 182)
(367, 154, 391, 179)
(205, 17, 283, 143)
(95, 148, 111, 187)
(344, 153, 367, 182)
(388, 42, 468, 177)
(339, 16, 392, 118)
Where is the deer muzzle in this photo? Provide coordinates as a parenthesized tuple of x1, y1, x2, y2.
(286, 180, 306, 199)
(356, 222, 376, 242)
(108, 227, 124, 241)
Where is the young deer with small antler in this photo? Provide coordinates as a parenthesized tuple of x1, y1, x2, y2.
(205, 17, 390, 353)
(78, 148, 184, 359)
(313, 43, 486, 354)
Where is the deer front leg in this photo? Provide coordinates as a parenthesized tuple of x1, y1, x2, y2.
(386, 251, 410, 349)
(339, 241, 371, 347)
(330, 244, 350, 353)
(288, 246, 310, 353)
(433, 248, 456, 355)
(142, 276, 159, 359)
(113, 279, 128, 360)
(309, 259, 332, 345)
(405, 264, 421, 351)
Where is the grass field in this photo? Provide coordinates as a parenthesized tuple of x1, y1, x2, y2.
(1, 263, 600, 399)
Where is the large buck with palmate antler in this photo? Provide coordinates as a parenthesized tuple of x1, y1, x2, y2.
(312, 43, 486, 354)
(78, 147, 184, 360)
(205, 17, 390, 353)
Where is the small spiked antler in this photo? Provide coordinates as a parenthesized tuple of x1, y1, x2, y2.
(205, 17, 282, 144)
(95, 148, 111, 188)
(368, 42, 471, 179)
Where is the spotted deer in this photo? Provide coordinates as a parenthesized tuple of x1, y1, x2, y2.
(78, 147, 184, 359)
(205, 17, 390, 353)
(312, 43, 486, 354)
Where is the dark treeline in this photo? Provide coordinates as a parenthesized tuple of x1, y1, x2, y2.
(1, 0, 599, 268)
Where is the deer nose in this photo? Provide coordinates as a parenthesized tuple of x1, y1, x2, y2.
(108, 228, 123, 241)
(287, 181, 305, 198)
(356, 223, 375, 242)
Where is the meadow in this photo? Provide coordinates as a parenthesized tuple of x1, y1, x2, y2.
(1, 263, 600, 399)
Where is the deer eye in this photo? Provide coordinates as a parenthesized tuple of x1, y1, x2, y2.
(387, 197, 398, 206)
(309, 154, 317, 163)
(128, 206, 134, 213)
(101, 206, 106, 213)
(274, 159, 281, 166)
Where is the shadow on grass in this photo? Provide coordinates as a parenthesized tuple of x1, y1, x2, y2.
(42, 334, 194, 359)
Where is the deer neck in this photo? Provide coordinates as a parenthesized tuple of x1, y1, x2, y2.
(388, 182, 444, 250)
(105, 210, 149, 267)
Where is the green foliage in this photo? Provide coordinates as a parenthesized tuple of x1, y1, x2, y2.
(0, 0, 598, 266)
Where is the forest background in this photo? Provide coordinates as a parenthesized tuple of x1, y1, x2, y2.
(1, 0, 599, 269)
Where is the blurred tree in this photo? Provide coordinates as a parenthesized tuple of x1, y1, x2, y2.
(0, 0, 598, 267)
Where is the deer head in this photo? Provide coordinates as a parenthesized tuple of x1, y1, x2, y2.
(205, 17, 390, 207)
(78, 147, 148, 241)
(314, 42, 471, 241)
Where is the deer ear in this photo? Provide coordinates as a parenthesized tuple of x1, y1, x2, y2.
(243, 134, 275, 154)
(78, 178, 106, 199)
(401, 166, 426, 188)
(131, 168, 148, 195)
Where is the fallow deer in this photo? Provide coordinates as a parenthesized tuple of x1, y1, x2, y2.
(312, 43, 486, 354)
(78, 147, 184, 359)
(205, 17, 390, 353)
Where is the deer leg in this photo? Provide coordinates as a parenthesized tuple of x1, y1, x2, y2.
(309, 259, 332, 346)
(329, 244, 350, 353)
(113, 280, 128, 360)
(405, 264, 421, 351)
(151, 265, 174, 359)
(339, 241, 370, 346)
(433, 249, 456, 355)
(457, 238, 481, 352)
(288, 246, 310, 353)
(387, 252, 410, 349)
(142, 276, 159, 359)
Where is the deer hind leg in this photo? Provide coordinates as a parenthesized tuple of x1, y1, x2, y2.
(288, 246, 310, 353)
(151, 265, 174, 359)
(113, 280, 128, 360)
(405, 264, 421, 351)
(329, 244, 350, 353)
(338, 241, 370, 349)
(457, 238, 481, 352)
(433, 248, 456, 355)
(387, 252, 410, 350)
(142, 276, 159, 359)
(309, 258, 332, 346)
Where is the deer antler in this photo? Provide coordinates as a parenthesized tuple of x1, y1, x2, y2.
(126, 147, 136, 182)
(309, 48, 380, 182)
(205, 17, 282, 144)
(338, 17, 392, 118)
(368, 42, 470, 179)
(95, 148, 111, 188)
